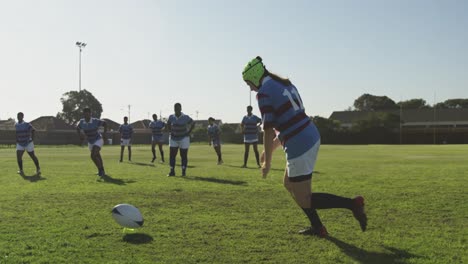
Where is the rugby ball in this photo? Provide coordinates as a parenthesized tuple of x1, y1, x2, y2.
(111, 204, 144, 228)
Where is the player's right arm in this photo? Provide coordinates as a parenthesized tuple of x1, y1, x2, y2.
(166, 118, 173, 136)
(262, 128, 276, 178)
(261, 135, 281, 163)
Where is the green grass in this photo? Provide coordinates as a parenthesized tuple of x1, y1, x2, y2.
(0, 144, 466, 264)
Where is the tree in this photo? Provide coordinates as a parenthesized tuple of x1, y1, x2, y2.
(354, 93, 398, 111)
(351, 112, 400, 132)
(397, 99, 430, 109)
(57, 90, 103, 126)
(434, 98, 468, 109)
(191, 127, 209, 142)
(312, 116, 341, 133)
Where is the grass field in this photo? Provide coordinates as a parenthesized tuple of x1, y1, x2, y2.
(0, 144, 466, 264)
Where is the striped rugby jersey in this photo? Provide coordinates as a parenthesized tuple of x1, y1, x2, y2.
(167, 113, 193, 141)
(77, 118, 105, 144)
(257, 76, 320, 159)
(15, 121, 34, 146)
(207, 124, 220, 141)
(119, 124, 133, 139)
(149, 120, 165, 137)
(241, 115, 261, 142)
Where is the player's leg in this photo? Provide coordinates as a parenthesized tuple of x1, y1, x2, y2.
(158, 142, 165, 162)
(252, 142, 260, 167)
(179, 137, 190, 176)
(310, 192, 367, 231)
(285, 142, 327, 237)
(120, 145, 124, 162)
(285, 173, 327, 237)
(215, 145, 223, 164)
(151, 141, 157, 162)
(90, 148, 100, 170)
(168, 147, 178, 176)
(16, 149, 25, 175)
(128, 145, 132, 161)
(26, 151, 41, 175)
(242, 143, 250, 167)
(91, 145, 105, 176)
(180, 148, 188, 176)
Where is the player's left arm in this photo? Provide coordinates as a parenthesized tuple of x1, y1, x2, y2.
(31, 126, 36, 141)
(187, 121, 195, 135)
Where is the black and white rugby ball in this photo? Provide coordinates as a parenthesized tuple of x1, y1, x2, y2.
(111, 204, 144, 228)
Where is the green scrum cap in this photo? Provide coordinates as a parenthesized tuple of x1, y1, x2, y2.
(242, 56, 266, 87)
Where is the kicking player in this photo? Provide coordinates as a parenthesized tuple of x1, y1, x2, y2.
(241, 105, 262, 168)
(207, 117, 223, 165)
(166, 103, 195, 177)
(242, 56, 367, 237)
(15, 112, 41, 176)
(149, 114, 166, 163)
(77, 108, 108, 177)
(119, 116, 133, 162)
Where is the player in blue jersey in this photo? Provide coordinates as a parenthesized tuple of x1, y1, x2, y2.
(242, 56, 367, 237)
(149, 114, 166, 163)
(15, 112, 41, 176)
(76, 108, 108, 177)
(241, 106, 262, 168)
(119, 116, 133, 162)
(207, 117, 223, 165)
(166, 103, 195, 177)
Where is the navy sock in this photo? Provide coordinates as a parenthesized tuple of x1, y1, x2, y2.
(301, 207, 323, 228)
(311, 193, 353, 209)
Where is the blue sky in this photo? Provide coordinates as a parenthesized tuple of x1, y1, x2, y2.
(1, 0, 467, 123)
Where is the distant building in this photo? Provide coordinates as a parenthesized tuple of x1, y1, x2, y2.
(130, 119, 152, 129)
(30, 116, 75, 131)
(193, 119, 222, 129)
(329, 109, 468, 129)
(0, 119, 15, 130)
(102, 118, 121, 131)
(329, 109, 468, 144)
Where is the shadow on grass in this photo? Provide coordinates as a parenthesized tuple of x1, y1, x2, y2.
(183, 176, 247, 186)
(123, 233, 153, 244)
(100, 174, 136, 185)
(327, 237, 423, 264)
(21, 174, 46, 182)
(223, 164, 258, 170)
(128, 162, 155, 167)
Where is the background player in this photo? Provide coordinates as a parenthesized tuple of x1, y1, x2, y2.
(207, 117, 223, 165)
(15, 112, 41, 176)
(119, 116, 133, 162)
(166, 103, 195, 176)
(241, 105, 262, 168)
(76, 108, 108, 177)
(149, 114, 166, 163)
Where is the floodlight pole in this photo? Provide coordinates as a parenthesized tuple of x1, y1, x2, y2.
(400, 104, 403, 144)
(76, 41, 87, 92)
(128, 105, 131, 123)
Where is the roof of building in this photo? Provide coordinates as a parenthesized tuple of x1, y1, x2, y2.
(0, 119, 15, 130)
(102, 118, 121, 131)
(30, 116, 76, 130)
(130, 119, 152, 129)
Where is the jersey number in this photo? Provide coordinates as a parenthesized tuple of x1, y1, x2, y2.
(282, 88, 304, 111)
